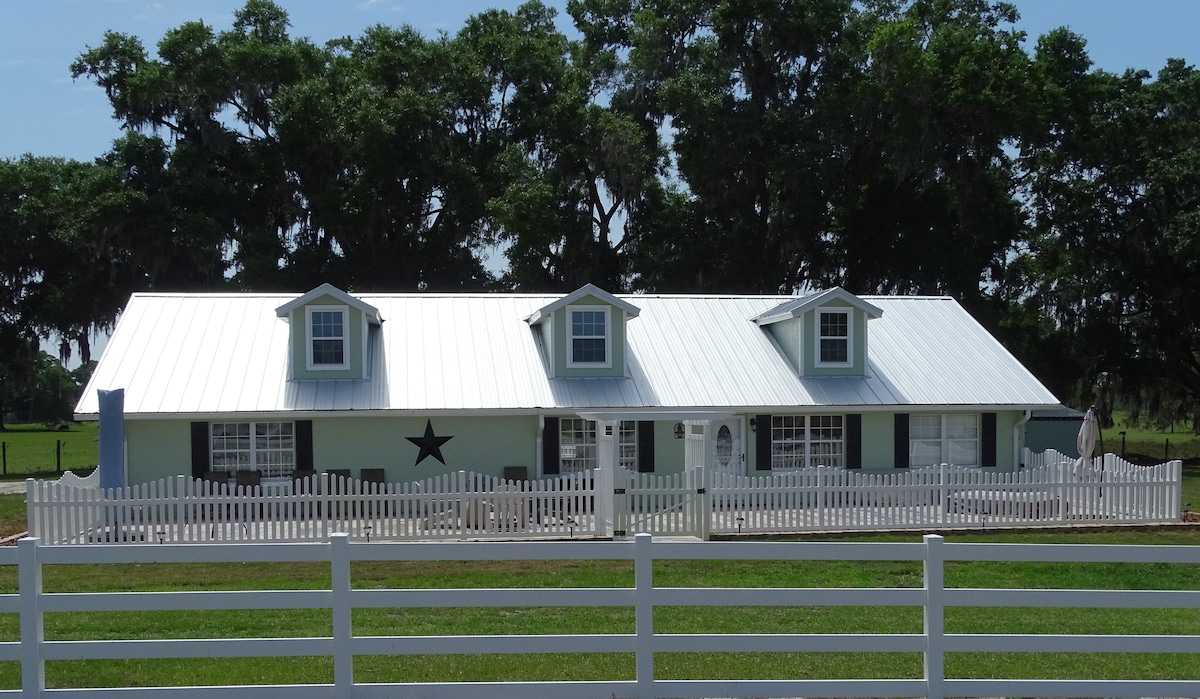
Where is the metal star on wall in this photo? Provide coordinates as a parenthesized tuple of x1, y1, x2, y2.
(406, 419, 453, 466)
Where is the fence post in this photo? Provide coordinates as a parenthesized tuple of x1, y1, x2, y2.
(330, 533, 352, 698)
(634, 533, 654, 699)
(1060, 456, 1069, 524)
(2, 441, 6, 474)
(56, 440, 62, 472)
(923, 533, 945, 699)
(696, 461, 710, 541)
(19, 537, 45, 699)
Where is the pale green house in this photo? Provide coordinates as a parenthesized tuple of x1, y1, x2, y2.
(75, 283, 1063, 487)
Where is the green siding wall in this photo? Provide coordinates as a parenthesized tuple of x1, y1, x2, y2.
(126, 420, 193, 485)
(289, 293, 366, 380)
(861, 412, 894, 470)
(653, 421, 686, 475)
(123, 410, 1029, 487)
(765, 317, 802, 373)
(313, 415, 538, 480)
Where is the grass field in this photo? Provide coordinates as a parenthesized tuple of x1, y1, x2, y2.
(0, 423, 97, 478)
(1110, 411, 1200, 462)
(0, 528, 1197, 688)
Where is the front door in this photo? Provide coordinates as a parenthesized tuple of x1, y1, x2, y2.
(710, 418, 745, 479)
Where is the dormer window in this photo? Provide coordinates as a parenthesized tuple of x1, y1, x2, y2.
(818, 309, 850, 365)
(307, 306, 348, 370)
(525, 284, 638, 377)
(569, 306, 611, 367)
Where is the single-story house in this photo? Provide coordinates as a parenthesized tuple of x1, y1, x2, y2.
(74, 283, 1064, 487)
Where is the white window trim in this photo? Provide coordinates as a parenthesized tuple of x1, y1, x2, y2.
(770, 414, 845, 470)
(559, 418, 637, 472)
(306, 305, 350, 371)
(210, 421, 296, 477)
(814, 307, 853, 368)
(566, 305, 612, 368)
(909, 413, 980, 467)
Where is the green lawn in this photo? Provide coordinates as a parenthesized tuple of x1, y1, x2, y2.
(0, 423, 97, 478)
(0, 529, 1197, 688)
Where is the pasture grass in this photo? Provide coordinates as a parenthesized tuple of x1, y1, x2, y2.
(0, 529, 1196, 688)
(0, 496, 25, 539)
(1110, 410, 1200, 462)
(0, 422, 98, 478)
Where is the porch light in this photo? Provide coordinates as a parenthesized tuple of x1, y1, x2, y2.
(674, 423, 685, 439)
(749, 417, 757, 431)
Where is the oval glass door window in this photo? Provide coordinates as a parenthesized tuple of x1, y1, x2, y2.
(715, 424, 733, 468)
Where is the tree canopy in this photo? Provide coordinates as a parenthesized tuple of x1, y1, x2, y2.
(4, 0, 1200, 428)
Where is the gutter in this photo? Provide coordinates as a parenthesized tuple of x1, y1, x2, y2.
(1013, 409, 1032, 468)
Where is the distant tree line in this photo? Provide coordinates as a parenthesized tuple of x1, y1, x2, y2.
(3, 0, 1199, 429)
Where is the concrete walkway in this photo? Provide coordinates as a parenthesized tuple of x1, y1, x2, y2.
(0, 481, 25, 495)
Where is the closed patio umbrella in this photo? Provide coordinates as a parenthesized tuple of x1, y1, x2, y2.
(1073, 407, 1097, 479)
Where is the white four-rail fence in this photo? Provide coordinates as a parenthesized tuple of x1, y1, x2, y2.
(27, 449, 1182, 544)
(2, 534, 1200, 698)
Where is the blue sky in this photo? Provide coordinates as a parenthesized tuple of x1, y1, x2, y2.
(3, 1, 1200, 162)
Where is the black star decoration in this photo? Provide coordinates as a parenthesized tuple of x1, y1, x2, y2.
(406, 419, 453, 466)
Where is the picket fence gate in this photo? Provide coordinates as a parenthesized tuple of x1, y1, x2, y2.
(5, 533, 1200, 699)
(27, 449, 1183, 544)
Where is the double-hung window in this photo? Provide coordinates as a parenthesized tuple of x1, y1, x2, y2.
(559, 418, 637, 472)
(771, 415, 844, 469)
(210, 422, 295, 477)
(817, 309, 850, 365)
(307, 306, 348, 369)
(910, 414, 979, 467)
(568, 306, 610, 367)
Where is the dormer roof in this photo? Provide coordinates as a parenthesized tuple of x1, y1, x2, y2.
(752, 287, 883, 326)
(274, 283, 383, 325)
(525, 283, 641, 325)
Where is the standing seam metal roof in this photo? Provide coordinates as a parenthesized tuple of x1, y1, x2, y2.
(75, 291, 1062, 418)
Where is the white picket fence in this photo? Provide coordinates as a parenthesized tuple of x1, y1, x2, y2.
(27, 449, 1183, 544)
(27, 471, 599, 545)
(705, 450, 1183, 533)
(5, 533, 1200, 699)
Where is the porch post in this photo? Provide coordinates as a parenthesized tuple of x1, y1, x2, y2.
(594, 419, 617, 537)
(695, 420, 712, 541)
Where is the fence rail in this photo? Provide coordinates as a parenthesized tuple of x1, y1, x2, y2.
(3, 534, 1200, 698)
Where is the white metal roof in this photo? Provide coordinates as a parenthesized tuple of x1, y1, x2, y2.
(75, 291, 1061, 419)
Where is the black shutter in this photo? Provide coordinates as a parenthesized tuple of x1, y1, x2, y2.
(190, 422, 209, 478)
(542, 417, 560, 475)
(637, 421, 655, 472)
(846, 414, 862, 469)
(894, 413, 910, 469)
(295, 420, 314, 471)
(981, 412, 998, 467)
(755, 414, 772, 470)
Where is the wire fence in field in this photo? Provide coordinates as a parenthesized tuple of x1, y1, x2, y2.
(0, 435, 98, 475)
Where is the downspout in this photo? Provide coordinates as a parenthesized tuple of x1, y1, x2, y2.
(536, 411, 544, 478)
(1013, 410, 1032, 469)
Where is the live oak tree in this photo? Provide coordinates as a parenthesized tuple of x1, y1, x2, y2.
(1019, 40, 1200, 428)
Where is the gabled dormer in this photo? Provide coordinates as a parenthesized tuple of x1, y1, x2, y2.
(525, 284, 640, 378)
(753, 287, 882, 377)
(275, 283, 382, 380)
